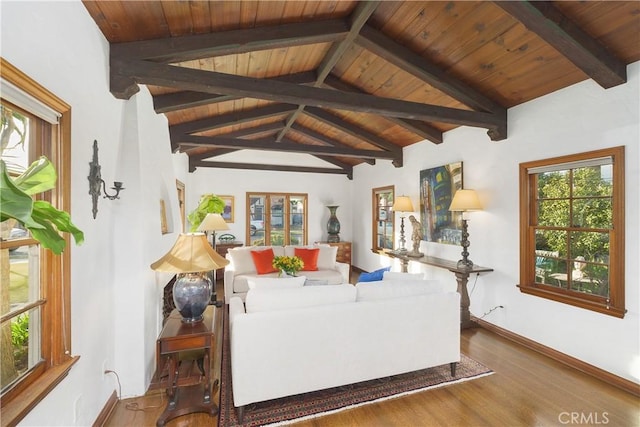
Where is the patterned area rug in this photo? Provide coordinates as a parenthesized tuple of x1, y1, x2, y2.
(218, 310, 493, 427)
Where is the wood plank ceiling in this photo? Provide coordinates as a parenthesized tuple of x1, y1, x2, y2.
(82, 1, 640, 179)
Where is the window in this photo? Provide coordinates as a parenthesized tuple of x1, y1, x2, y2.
(372, 186, 395, 251)
(0, 59, 77, 424)
(247, 193, 307, 246)
(519, 147, 625, 318)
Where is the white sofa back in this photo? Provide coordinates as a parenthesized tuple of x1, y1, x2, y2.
(229, 280, 460, 408)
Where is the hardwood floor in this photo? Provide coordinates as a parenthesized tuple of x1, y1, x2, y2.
(104, 280, 639, 427)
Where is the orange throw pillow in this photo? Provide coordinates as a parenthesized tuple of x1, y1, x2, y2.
(250, 249, 278, 274)
(295, 248, 319, 271)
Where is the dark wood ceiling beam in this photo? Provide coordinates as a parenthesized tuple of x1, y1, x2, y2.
(304, 107, 403, 166)
(323, 75, 443, 144)
(188, 148, 237, 162)
(276, 1, 380, 142)
(356, 25, 504, 115)
(153, 71, 317, 113)
(494, 1, 626, 89)
(111, 58, 507, 140)
(290, 123, 375, 165)
(111, 19, 349, 63)
(186, 122, 285, 162)
(312, 155, 356, 177)
(168, 104, 296, 146)
(176, 134, 397, 160)
(191, 160, 352, 178)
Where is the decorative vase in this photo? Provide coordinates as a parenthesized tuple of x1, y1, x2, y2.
(327, 205, 341, 243)
(172, 272, 211, 323)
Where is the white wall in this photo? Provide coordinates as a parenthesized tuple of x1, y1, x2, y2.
(352, 62, 640, 384)
(2, 1, 638, 425)
(185, 165, 353, 244)
(2, 1, 185, 425)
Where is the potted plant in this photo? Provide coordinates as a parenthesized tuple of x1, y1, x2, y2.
(187, 193, 225, 232)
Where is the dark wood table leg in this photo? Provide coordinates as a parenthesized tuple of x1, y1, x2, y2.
(454, 270, 475, 329)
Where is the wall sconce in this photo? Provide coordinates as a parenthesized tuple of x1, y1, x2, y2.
(88, 140, 125, 219)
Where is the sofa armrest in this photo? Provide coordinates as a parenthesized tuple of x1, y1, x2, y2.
(229, 297, 245, 326)
(335, 261, 350, 284)
(224, 268, 237, 304)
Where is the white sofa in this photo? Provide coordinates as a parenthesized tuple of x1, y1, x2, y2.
(228, 279, 460, 421)
(223, 244, 350, 303)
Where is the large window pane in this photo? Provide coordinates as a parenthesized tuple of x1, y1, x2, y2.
(520, 147, 624, 317)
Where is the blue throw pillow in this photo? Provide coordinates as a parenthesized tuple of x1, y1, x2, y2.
(358, 267, 391, 283)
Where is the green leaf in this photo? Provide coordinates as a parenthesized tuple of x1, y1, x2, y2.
(28, 211, 67, 254)
(13, 156, 57, 195)
(0, 160, 42, 229)
(32, 200, 84, 246)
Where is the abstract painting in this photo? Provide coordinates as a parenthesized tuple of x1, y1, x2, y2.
(419, 162, 463, 245)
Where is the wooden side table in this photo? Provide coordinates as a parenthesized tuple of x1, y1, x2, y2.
(149, 306, 220, 426)
(379, 249, 493, 329)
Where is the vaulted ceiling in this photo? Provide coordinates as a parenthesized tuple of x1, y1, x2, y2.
(82, 1, 640, 179)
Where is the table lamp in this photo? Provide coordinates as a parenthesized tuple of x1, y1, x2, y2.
(449, 189, 483, 269)
(392, 196, 414, 253)
(151, 233, 229, 323)
(197, 213, 229, 251)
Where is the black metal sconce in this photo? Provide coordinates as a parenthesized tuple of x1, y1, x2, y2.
(88, 140, 125, 219)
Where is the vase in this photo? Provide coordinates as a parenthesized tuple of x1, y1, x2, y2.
(172, 272, 211, 323)
(327, 205, 341, 243)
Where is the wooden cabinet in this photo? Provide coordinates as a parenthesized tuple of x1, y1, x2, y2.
(214, 241, 243, 279)
(317, 241, 352, 265)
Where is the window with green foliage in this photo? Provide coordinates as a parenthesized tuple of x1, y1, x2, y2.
(519, 147, 625, 318)
(1, 59, 77, 425)
(372, 186, 394, 251)
(247, 193, 307, 246)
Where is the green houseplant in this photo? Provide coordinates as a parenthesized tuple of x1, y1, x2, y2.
(1, 157, 84, 254)
(187, 193, 225, 232)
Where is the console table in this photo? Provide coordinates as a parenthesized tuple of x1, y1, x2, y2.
(379, 250, 493, 329)
(149, 306, 220, 426)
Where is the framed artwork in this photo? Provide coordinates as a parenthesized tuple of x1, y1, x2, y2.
(419, 162, 463, 245)
(220, 195, 234, 223)
(160, 199, 169, 234)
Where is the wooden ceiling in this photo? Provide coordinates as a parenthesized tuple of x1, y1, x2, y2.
(82, 1, 640, 179)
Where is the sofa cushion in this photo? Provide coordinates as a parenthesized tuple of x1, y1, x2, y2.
(355, 280, 447, 301)
(247, 276, 306, 290)
(382, 271, 425, 281)
(294, 247, 319, 271)
(250, 248, 278, 274)
(228, 246, 284, 275)
(245, 284, 356, 313)
(358, 267, 390, 282)
(285, 245, 337, 270)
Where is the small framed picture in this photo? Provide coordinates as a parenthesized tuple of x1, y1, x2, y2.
(220, 195, 234, 223)
(160, 199, 169, 234)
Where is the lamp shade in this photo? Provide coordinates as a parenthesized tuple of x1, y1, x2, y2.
(392, 196, 414, 212)
(197, 213, 229, 232)
(150, 233, 229, 273)
(449, 189, 483, 212)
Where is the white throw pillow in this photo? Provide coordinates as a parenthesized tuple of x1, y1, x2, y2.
(245, 285, 356, 313)
(227, 247, 257, 275)
(382, 271, 425, 281)
(316, 245, 338, 269)
(284, 244, 338, 270)
(247, 276, 306, 290)
(355, 280, 448, 301)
